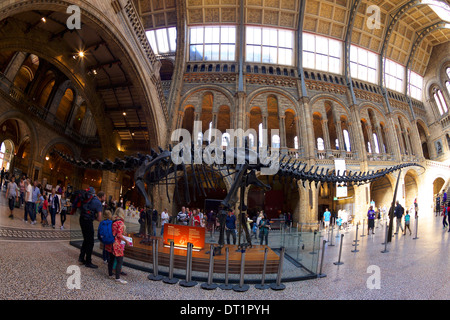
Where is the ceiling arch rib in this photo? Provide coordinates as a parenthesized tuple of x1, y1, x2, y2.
(0, 1, 166, 154)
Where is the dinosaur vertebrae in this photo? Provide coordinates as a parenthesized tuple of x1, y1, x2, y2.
(53, 147, 423, 187)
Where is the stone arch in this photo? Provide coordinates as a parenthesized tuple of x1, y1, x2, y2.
(0, 2, 167, 154)
(0, 110, 39, 171)
(246, 87, 299, 115)
(39, 137, 80, 163)
(180, 86, 235, 113)
(403, 169, 420, 209)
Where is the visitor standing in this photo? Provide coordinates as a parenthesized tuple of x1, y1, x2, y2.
(60, 193, 69, 230)
(19, 177, 25, 208)
(367, 206, 376, 235)
(106, 207, 132, 284)
(41, 195, 49, 226)
(259, 213, 270, 246)
(225, 210, 237, 245)
(443, 205, 448, 229)
(24, 179, 34, 224)
(151, 208, 158, 236)
(323, 208, 331, 230)
(48, 188, 61, 229)
(6, 176, 18, 219)
(414, 198, 419, 219)
(436, 194, 441, 217)
(404, 210, 412, 235)
(79, 188, 105, 269)
(177, 207, 188, 226)
(160, 208, 169, 236)
(394, 201, 404, 235)
(31, 181, 40, 225)
(0, 167, 5, 190)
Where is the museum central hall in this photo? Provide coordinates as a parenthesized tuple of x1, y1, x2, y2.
(0, 0, 449, 302)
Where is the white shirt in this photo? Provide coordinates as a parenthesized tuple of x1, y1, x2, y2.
(161, 211, 169, 225)
(26, 184, 33, 202)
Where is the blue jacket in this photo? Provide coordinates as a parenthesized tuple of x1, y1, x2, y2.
(225, 215, 236, 230)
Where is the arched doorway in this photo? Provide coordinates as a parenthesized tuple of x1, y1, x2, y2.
(404, 171, 418, 209)
(370, 176, 393, 209)
(42, 143, 76, 193)
(0, 139, 15, 171)
(433, 177, 446, 196)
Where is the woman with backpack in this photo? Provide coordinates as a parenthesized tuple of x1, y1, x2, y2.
(105, 208, 132, 284)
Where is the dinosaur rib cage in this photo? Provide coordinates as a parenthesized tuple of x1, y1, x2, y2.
(52, 147, 425, 207)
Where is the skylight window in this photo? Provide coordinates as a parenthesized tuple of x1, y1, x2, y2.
(350, 45, 378, 84)
(189, 26, 236, 62)
(384, 59, 404, 93)
(421, 0, 450, 22)
(146, 27, 177, 55)
(408, 70, 424, 100)
(303, 33, 342, 74)
(246, 26, 294, 66)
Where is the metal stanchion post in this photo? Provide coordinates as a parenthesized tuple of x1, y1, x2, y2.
(255, 247, 270, 290)
(219, 247, 233, 290)
(270, 247, 286, 290)
(201, 244, 218, 290)
(333, 234, 344, 265)
(233, 247, 249, 292)
(360, 219, 366, 237)
(309, 231, 317, 254)
(413, 216, 419, 240)
(328, 226, 335, 246)
(351, 224, 359, 252)
(148, 238, 163, 281)
(163, 241, 179, 284)
(381, 222, 389, 253)
(180, 243, 197, 287)
(317, 240, 327, 278)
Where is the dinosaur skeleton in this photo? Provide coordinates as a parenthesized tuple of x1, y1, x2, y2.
(53, 143, 424, 249)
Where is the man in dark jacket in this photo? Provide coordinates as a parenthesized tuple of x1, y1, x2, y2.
(152, 209, 158, 236)
(394, 200, 404, 235)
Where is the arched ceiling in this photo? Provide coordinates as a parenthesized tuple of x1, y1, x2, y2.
(0, 5, 161, 155)
(136, 0, 450, 76)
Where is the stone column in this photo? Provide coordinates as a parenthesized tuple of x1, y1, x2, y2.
(349, 104, 367, 161)
(299, 97, 315, 160)
(101, 171, 121, 201)
(321, 119, 332, 153)
(335, 120, 345, 156)
(279, 115, 286, 149)
(374, 125, 385, 155)
(366, 124, 376, 154)
(4, 52, 28, 83)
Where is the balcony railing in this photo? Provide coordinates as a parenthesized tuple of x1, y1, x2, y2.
(0, 72, 100, 146)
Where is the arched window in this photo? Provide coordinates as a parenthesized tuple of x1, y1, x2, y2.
(367, 141, 372, 154)
(294, 136, 298, 149)
(317, 137, 325, 151)
(433, 88, 448, 115)
(248, 133, 255, 148)
(373, 133, 380, 154)
(343, 129, 351, 152)
(222, 132, 230, 147)
(272, 134, 280, 148)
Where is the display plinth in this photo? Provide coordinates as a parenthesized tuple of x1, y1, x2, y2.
(123, 234, 280, 274)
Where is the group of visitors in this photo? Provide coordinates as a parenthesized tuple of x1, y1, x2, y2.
(5, 175, 70, 229)
(176, 206, 209, 228)
(435, 192, 450, 232)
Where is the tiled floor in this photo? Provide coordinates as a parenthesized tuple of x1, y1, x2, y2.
(1, 193, 449, 300)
